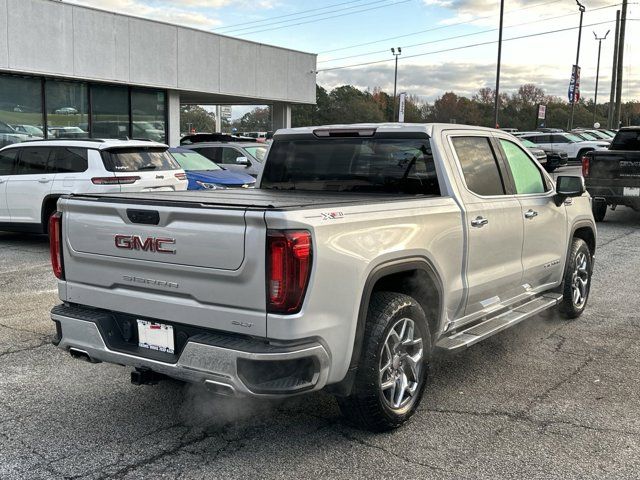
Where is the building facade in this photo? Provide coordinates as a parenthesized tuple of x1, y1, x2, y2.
(0, 0, 317, 146)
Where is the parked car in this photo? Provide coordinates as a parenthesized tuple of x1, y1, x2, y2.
(519, 132, 609, 160)
(132, 121, 164, 142)
(54, 107, 79, 115)
(49, 123, 595, 432)
(574, 129, 613, 142)
(583, 126, 640, 222)
(11, 124, 44, 138)
(180, 133, 257, 145)
(168, 147, 255, 190)
(520, 138, 548, 166)
(0, 121, 28, 147)
(48, 126, 87, 139)
(0, 139, 187, 234)
(182, 142, 268, 178)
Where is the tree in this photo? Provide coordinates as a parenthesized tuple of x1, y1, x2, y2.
(180, 105, 216, 133)
(232, 107, 271, 132)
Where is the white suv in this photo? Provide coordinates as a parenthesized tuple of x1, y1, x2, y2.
(0, 139, 187, 234)
(519, 132, 609, 160)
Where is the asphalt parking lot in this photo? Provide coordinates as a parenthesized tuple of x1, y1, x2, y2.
(1, 166, 639, 479)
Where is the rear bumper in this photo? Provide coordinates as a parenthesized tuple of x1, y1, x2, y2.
(586, 183, 640, 209)
(51, 304, 330, 397)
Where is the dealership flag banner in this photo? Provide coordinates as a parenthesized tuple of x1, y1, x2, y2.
(568, 65, 581, 104)
(398, 92, 406, 122)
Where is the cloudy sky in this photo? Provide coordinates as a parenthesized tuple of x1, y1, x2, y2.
(67, 0, 638, 106)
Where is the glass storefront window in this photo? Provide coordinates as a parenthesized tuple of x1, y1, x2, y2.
(45, 80, 89, 139)
(91, 84, 130, 139)
(0, 74, 44, 147)
(131, 90, 166, 143)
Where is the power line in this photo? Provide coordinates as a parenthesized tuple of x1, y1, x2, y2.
(222, 0, 392, 34)
(228, 0, 412, 36)
(318, 3, 622, 64)
(317, 19, 616, 72)
(318, 0, 566, 54)
(213, 0, 370, 31)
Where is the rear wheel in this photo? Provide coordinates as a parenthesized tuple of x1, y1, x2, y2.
(337, 292, 431, 432)
(559, 238, 593, 319)
(592, 201, 607, 222)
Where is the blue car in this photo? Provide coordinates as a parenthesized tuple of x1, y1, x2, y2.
(168, 147, 256, 190)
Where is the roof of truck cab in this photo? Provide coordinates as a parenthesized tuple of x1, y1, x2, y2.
(0, 139, 168, 151)
(274, 123, 500, 137)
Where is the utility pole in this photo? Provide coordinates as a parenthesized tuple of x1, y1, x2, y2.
(391, 47, 402, 122)
(592, 30, 609, 126)
(493, 0, 505, 128)
(607, 10, 620, 129)
(568, 0, 586, 131)
(614, 0, 628, 128)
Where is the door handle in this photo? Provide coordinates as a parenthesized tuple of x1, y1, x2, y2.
(524, 209, 538, 219)
(38, 178, 50, 183)
(471, 216, 489, 228)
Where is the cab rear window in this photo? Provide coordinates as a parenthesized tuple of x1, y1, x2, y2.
(101, 147, 180, 172)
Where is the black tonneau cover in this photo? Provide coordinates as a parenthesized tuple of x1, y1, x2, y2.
(67, 189, 427, 211)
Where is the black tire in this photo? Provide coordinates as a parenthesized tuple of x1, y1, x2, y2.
(337, 292, 431, 432)
(559, 238, 593, 319)
(576, 149, 592, 161)
(545, 166, 557, 173)
(592, 201, 607, 222)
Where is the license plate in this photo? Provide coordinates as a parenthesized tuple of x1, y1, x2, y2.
(137, 320, 174, 354)
(623, 187, 640, 197)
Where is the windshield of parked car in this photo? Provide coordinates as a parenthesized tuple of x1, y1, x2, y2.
(244, 145, 268, 161)
(170, 151, 222, 171)
(102, 147, 181, 172)
(520, 139, 537, 148)
(261, 137, 440, 195)
(565, 133, 584, 143)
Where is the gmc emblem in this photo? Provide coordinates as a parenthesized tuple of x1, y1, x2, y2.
(114, 235, 176, 254)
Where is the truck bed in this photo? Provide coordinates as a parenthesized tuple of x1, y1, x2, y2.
(66, 189, 426, 211)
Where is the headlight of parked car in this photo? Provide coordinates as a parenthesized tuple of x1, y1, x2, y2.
(196, 181, 227, 190)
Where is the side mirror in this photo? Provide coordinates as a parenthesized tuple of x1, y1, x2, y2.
(236, 156, 250, 166)
(555, 175, 585, 205)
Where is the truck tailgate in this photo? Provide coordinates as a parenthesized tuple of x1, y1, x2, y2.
(589, 151, 640, 182)
(59, 196, 268, 336)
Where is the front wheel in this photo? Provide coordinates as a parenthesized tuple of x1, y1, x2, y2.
(337, 292, 431, 432)
(559, 238, 593, 319)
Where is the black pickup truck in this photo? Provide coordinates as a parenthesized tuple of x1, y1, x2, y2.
(583, 127, 640, 222)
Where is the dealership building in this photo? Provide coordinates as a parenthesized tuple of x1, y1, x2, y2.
(0, 0, 317, 146)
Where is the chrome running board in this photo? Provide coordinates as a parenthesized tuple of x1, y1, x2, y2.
(436, 293, 563, 352)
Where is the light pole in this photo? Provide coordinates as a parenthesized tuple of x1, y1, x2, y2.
(592, 30, 609, 125)
(568, 0, 586, 131)
(493, 0, 505, 128)
(391, 47, 402, 122)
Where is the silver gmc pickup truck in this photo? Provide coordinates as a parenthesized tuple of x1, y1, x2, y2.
(50, 124, 596, 431)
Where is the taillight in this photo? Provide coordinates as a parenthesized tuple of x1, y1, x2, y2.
(91, 176, 140, 185)
(581, 156, 590, 177)
(267, 230, 312, 314)
(175, 172, 187, 181)
(49, 212, 64, 280)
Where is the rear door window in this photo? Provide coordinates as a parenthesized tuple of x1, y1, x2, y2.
(220, 147, 241, 164)
(49, 147, 88, 173)
(101, 148, 180, 172)
(16, 147, 51, 175)
(451, 136, 505, 196)
(192, 147, 221, 164)
(0, 149, 18, 175)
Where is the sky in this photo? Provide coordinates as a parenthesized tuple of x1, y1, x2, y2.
(66, 0, 639, 116)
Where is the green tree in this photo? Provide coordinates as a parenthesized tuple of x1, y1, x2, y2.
(180, 105, 216, 134)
